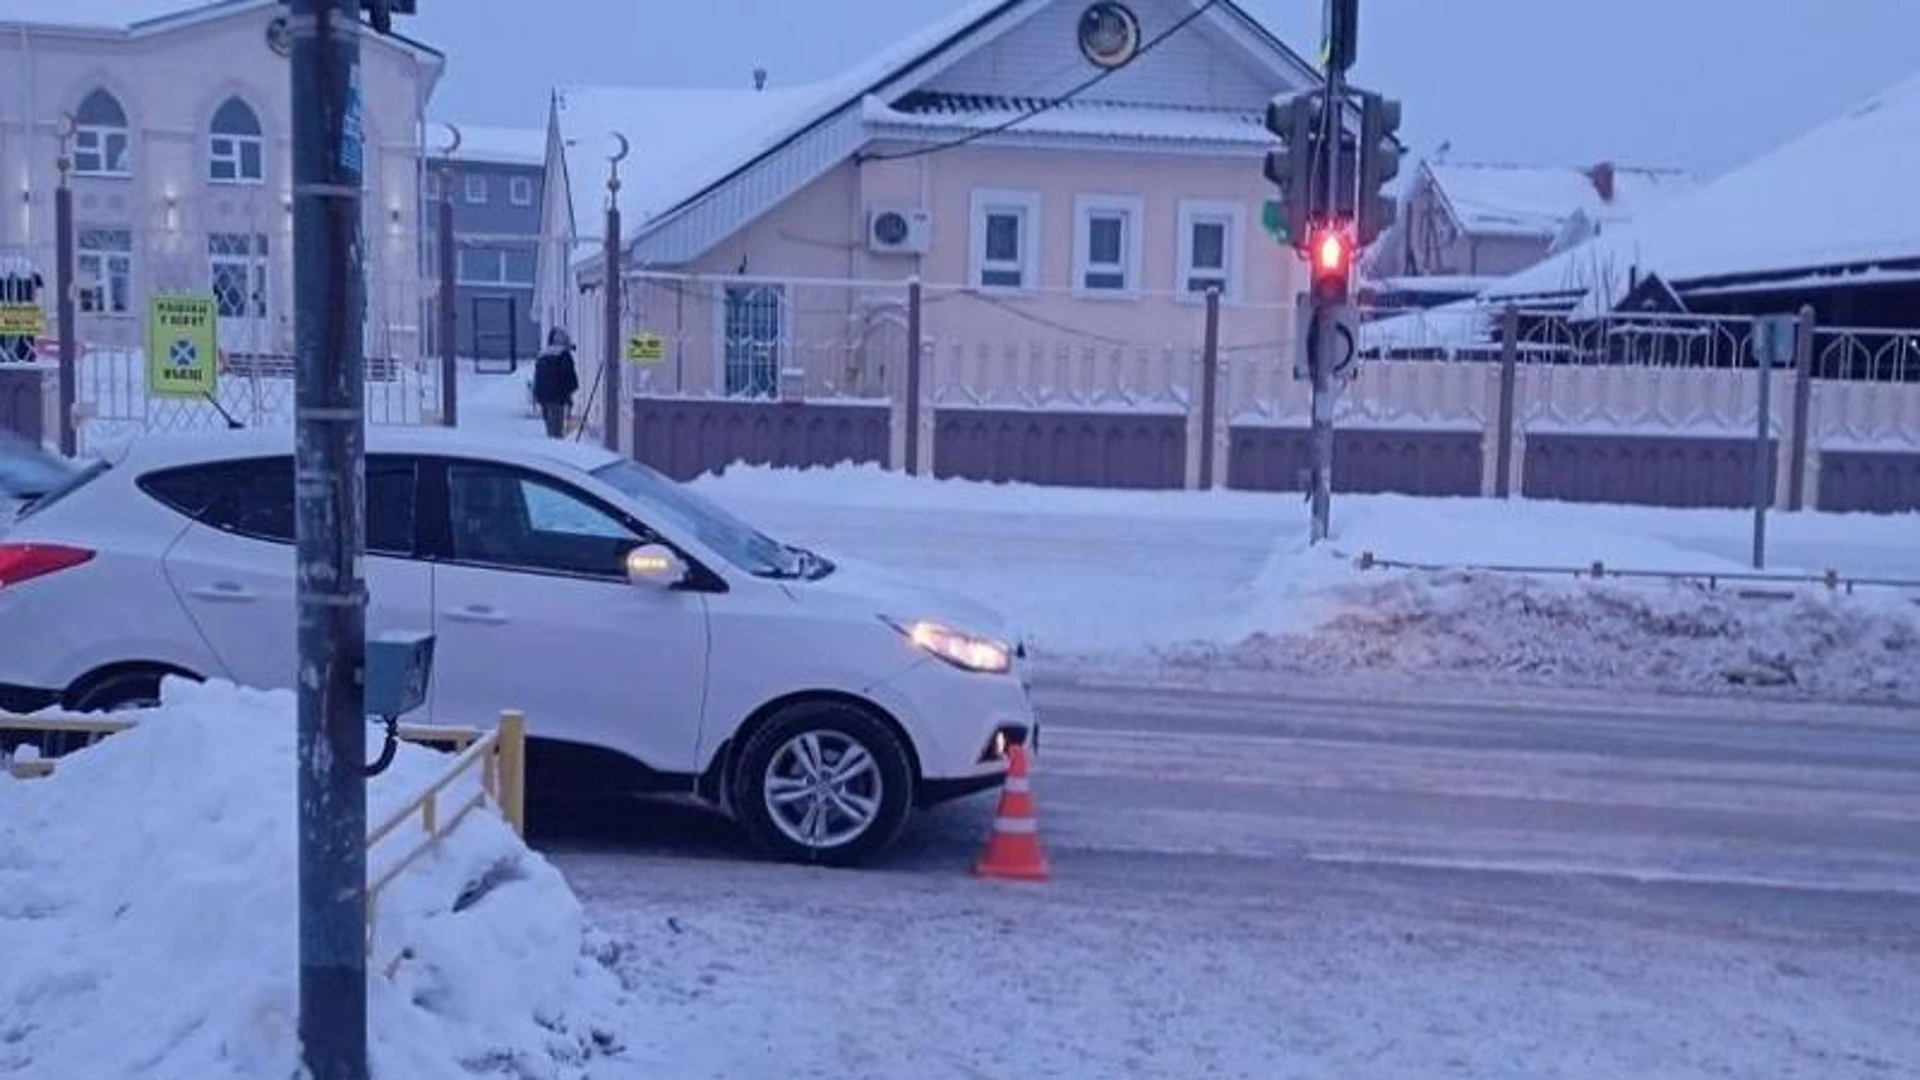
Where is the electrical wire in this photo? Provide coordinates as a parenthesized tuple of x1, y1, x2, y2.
(858, 0, 1225, 164)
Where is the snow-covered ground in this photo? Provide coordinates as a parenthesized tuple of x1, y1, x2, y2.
(0, 679, 633, 1080)
(682, 461, 1920, 703)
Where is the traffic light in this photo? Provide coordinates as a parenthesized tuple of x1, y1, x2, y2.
(1320, 0, 1359, 74)
(1306, 222, 1352, 303)
(360, 0, 415, 35)
(1264, 90, 1321, 251)
(1356, 90, 1403, 248)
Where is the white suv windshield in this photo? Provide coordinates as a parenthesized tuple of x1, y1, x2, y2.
(588, 459, 828, 579)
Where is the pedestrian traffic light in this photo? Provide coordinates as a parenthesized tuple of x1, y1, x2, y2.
(1264, 90, 1321, 253)
(1307, 222, 1351, 302)
(1356, 90, 1403, 248)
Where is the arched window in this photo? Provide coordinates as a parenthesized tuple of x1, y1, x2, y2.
(73, 89, 130, 177)
(209, 96, 265, 183)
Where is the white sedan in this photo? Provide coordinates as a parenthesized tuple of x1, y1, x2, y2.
(0, 428, 1038, 865)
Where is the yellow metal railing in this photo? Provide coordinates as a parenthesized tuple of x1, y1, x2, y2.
(2, 707, 528, 955)
(0, 714, 133, 778)
(364, 710, 526, 954)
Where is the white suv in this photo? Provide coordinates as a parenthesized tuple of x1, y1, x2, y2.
(0, 428, 1037, 865)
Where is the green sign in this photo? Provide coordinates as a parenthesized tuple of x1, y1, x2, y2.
(1261, 199, 1293, 243)
(624, 332, 666, 364)
(147, 294, 219, 399)
(0, 304, 45, 337)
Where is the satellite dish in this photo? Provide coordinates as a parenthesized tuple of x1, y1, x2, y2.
(1077, 2, 1142, 69)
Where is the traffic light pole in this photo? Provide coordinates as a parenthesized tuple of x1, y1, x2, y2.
(1306, 67, 1345, 545)
(289, 2, 370, 1078)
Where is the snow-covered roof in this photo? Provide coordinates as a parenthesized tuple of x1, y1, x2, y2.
(553, 82, 844, 226)
(1486, 68, 1920, 305)
(430, 122, 546, 167)
(1424, 160, 1696, 239)
(866, 93, 1272, 146)
(0, 0, 262, 31)
(553, 0, 1023, 243)
(555, 0, 1318, 266)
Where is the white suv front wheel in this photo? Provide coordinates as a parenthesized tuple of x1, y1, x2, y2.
(729, 700, 915, 867)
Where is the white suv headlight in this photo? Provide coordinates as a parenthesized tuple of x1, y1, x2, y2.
(882, 617, 1013, 675)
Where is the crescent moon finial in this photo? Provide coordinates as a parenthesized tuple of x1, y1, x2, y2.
(439, 121, 462, 158)
(610, 132, 631, 164)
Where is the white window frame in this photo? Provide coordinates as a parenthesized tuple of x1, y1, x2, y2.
(463, 174, 487, 204)
(968, 189, 1041, 293)
(1072, 194, 1144, 297)
(509, 175, 534, 206)
(208, 132, 265, 184)
(456, 246, 537, 287)
(73, 126, 131, 178)
(1175, 199, 1245, 305)
(209, 232, 270, 319)
(76, 228, 134, 315)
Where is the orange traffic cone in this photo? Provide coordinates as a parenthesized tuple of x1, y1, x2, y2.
(975, 742, 1049, 881)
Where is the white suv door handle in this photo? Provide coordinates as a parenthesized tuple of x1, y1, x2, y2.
(444, 605, 508, 626)
(189, 581, 257, 603)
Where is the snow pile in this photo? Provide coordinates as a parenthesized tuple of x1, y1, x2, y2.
(1165, 567, 1920, 702)
(0, 678, 633, 1080)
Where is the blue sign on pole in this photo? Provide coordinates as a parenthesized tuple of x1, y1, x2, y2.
(1754, 313, 1798, 367)
(340, 61, 364, 178)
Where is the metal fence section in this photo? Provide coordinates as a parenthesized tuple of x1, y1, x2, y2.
(7, 191, 434, 452)
(610, 270, 1920, 508)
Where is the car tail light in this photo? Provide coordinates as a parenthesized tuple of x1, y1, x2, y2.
(0, 543, 96, 588)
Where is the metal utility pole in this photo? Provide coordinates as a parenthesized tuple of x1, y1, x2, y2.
(53, 120, 77, 458)
(600, 134, 629, 452)
(436, 125, 460, 427)
(288, 1, 382, 1077)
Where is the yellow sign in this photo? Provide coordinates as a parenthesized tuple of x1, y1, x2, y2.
(624, 332, 666, 364)
(0, 304, 44, 337)
(147, 294, 220, 399)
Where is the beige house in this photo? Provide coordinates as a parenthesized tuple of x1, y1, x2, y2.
(536, 0, 1337, 412)
(0, 0, 443, 363)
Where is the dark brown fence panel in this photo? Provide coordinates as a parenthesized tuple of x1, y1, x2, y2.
(1817, 449, 1920, 513)
(0, 366, 46, 444)
(1227, 425, 1483, 496)
(631, 398, 891, 481)
(933, 407, 1186, 489)
(1523, 432, 1775, 508)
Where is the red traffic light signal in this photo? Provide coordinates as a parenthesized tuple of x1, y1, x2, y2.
(1312, 227, 1349, 276)
(1306, 224, 1352, 302)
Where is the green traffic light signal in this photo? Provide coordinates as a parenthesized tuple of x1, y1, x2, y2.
(1261, 199, 1292, 243)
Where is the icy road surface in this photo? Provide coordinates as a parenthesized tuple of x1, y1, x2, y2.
(541, 679, 1920, 1080)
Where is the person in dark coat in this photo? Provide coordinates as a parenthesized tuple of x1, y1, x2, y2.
(531, 327, 579, 438)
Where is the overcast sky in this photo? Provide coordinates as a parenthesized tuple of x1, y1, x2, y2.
(408, 0, 1920, 179)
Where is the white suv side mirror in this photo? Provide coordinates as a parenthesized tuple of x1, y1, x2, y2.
(625, 543, 688, 589)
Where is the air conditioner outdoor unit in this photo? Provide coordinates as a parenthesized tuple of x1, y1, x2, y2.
(867, 207, 933, 255)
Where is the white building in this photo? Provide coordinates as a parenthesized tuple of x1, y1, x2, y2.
(0, 0, 444, 362)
